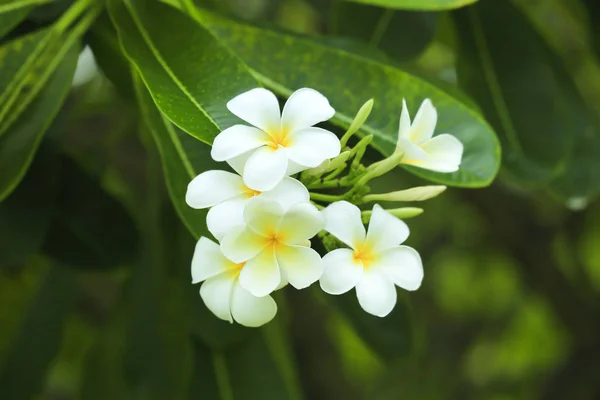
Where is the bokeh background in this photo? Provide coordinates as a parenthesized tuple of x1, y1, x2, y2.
(1, 0, 600, 399)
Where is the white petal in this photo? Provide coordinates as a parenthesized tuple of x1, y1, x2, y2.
(260, 177, 309, 209)
(239, 246, 281, 297)
(185, 170, 243, 209)
(226, 88, 281, 133)
(243, 196, 284, 237)
(396, 137, 428, 165)
(355, 270, 397, 317)
(221, 226, 269, 264)
(319, 248, 363, 295)
(285, 159, 308, 175)
(322, 201, 365, 249)
(285, 127, 341, 168)
(419, 134, 464, 173)
(226, 150, 253, 176)
(375, 246, 423, 291)
(278, 202, 324, 244)
(200, 274, 234, 323)
(408, 98, 437, 145)
(397, 99, 411, 140)
(192, 237, 237, 283)
(280, 88, 335, 131)
(230, 283, 277, 327)
(211, 125, 269, 162)
(242, 146, 288, 191)
(276, 244, 323, 290)
(365, 204, 409, 252)
(206, 196, 247, 241)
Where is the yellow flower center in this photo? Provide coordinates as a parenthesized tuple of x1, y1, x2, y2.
(228, 262, 246, 278)
(242, 184, 261, 198)
(266, 127, 291, 150)
(353, 243, 375, 268)
(265, 232, 286, 250)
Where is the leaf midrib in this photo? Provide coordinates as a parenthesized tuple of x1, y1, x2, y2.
(123, 0, 221, 131)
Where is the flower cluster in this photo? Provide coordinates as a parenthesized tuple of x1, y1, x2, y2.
(187, 88, 463, 327)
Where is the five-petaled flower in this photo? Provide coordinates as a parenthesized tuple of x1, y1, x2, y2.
(192, 237, 277, 327)
(211, 88, 341, 191)
(395, 98, 463, 173)
(221, 196, 325, 297)
(319, 201, 423, 317)
(186, 170, 308, 241)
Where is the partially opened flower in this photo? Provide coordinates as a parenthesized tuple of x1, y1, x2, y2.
(192, 237, 277, 327)
(319, 201, 423, 317)
(186, 170, 308, 240)
(211, 88, 341, 191)
(395, 99, 463, 173)
(221, 196, 324, 297)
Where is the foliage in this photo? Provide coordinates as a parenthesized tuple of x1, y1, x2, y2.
(1, 0, 599, 399)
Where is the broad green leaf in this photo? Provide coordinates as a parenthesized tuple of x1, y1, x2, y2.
(0, 144, 60, 267)
(0, 39, 77, 200)
(135, 73, 251, 349)
(335, 2, 437, 62)
(0, 265, 75, 400)
(109, 0, 257, 144)
(0, 5, 31, 39)
(196, 11, 500, 187)
(0, 0, 52, 14)
(135, 73, 217, 239)
(345, 0, 478, 11)
(88, 12, 135, 99)
(328, 291, 412, 362)
(41, 157, 139, 269)
(454, 2, 591, 187)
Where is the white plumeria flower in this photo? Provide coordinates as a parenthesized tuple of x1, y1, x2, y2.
(395, 99, 463, 173)
(211, 87, 341, 191)
(186, 170, 308, 241)
(319, 201, 423, 317)
(192, 237, 277, 327)
(221, 196, 325, 297)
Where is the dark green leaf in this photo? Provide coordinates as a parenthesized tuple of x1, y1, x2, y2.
(0, 265, 75, 400)
(188, 339, 221, 400)
(109, 0, 257, 144)
(454, 2, 590, 187)
(224, 331, 290, 400)
(87, 12, 135, 99)
(329, 290, 411, 362)
(345, 0, 478, 11)
(0, 38, 77, 200)
(0, 144, 60, 267)
(335, 3, 437, 63)
(196, 11, 500, 187)
(0, 5, 31, 39)
(42, 157, 139, 269)
(135, 73, 217, 239)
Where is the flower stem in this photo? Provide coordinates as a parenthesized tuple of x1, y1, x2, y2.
(54, 0, 97, 33)
(309, 192, 345, 202)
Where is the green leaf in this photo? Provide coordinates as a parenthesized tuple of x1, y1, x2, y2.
(0, 0, 53, 14)
(195, 11, 500, 187)
(454, 2, 590, 187)
(223, 331, 290, 400)
(108, 0, 257, 144)
(188, 339, 221, 400)
(0, 37, 78, 200)
(345, 0, 478, 11)
(135, 72, 218, 239)
(329, 291, 411, 362)
(41, 157, 139, 269)
(0, 265, 75, 400)
(0, 3, 32, 39)
(335, 2, 437, 62)
(0, 144, 60, 267)
(87, 12, 135, 99)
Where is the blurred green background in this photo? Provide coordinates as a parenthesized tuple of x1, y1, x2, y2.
(1, 0, 600, 399)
